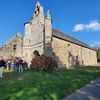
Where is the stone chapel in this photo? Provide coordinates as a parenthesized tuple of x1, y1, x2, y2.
(0, 1, 97, 68)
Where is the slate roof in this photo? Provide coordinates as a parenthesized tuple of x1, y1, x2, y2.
(52, 28, 95, 51)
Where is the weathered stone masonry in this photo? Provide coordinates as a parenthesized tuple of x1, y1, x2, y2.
(23, 1, 97, 67)
(0, 33, 23, 58)
(51, 31, 97, 68)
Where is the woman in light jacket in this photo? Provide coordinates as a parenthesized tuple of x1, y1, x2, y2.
(0, 56, 6, 78)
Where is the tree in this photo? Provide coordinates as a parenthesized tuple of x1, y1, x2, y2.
(97, 49, 100, 62)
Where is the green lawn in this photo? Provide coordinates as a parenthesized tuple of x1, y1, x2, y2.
(94, 63, 100, 66)
(0, 68, 100, 100)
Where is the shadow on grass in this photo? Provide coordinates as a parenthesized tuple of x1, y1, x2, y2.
(0, 68, 100, 100)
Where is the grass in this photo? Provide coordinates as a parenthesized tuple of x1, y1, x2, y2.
(95, 63, 100, 66)
(0, 68, 100, 100)
(90, 63, 100, 67)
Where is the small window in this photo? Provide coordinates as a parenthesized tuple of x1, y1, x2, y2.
(37, 7, 39, 12)
(13, 45, 16, 51)
(68, 44, 71, 47)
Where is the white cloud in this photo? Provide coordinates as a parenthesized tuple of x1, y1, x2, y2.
(73, 20, 100, 32)
(73, 24, 86, 32)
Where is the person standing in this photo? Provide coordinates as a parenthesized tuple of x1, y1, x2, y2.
(18, 58, 24, 72)
(7, 61, 11, 70)
(11, 60, 16, 72)
(0, 56, 6, 78)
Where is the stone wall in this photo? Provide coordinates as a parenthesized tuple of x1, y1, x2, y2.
(23, 46, 31, 65)
(23, 3, 45, 65)
(0, 33, 23, 59)
(24, 22, 31, 45)
(81, 47, 97, 66)
(31, 16, 44, 55)
(23, 22, 32, 65)
(51, 37, 69, 68)
(51, 36, 97, 68)
(44, 11, 52, 56)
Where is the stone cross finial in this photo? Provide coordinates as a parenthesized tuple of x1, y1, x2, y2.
(46, 10, 51, 19)
(17, 32, 22, 37)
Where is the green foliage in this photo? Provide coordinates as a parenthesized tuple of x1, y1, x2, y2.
(97, 49, 100, 61)
(0, 68, 100, 100)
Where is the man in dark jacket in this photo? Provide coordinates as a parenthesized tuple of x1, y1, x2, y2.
(0, 56, 6, 78)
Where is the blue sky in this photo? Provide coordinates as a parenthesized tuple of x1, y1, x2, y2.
(0, 0, 100, 47)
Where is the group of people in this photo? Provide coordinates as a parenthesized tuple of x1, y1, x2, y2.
(7, 58, 28, 72)
(0, 56, 28, 78)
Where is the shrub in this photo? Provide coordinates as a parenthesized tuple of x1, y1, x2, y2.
(97, 49, 100, 62)
(30, 55, 58, 71)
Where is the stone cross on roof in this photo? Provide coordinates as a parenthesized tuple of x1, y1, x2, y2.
(46, 11, 51, 19)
